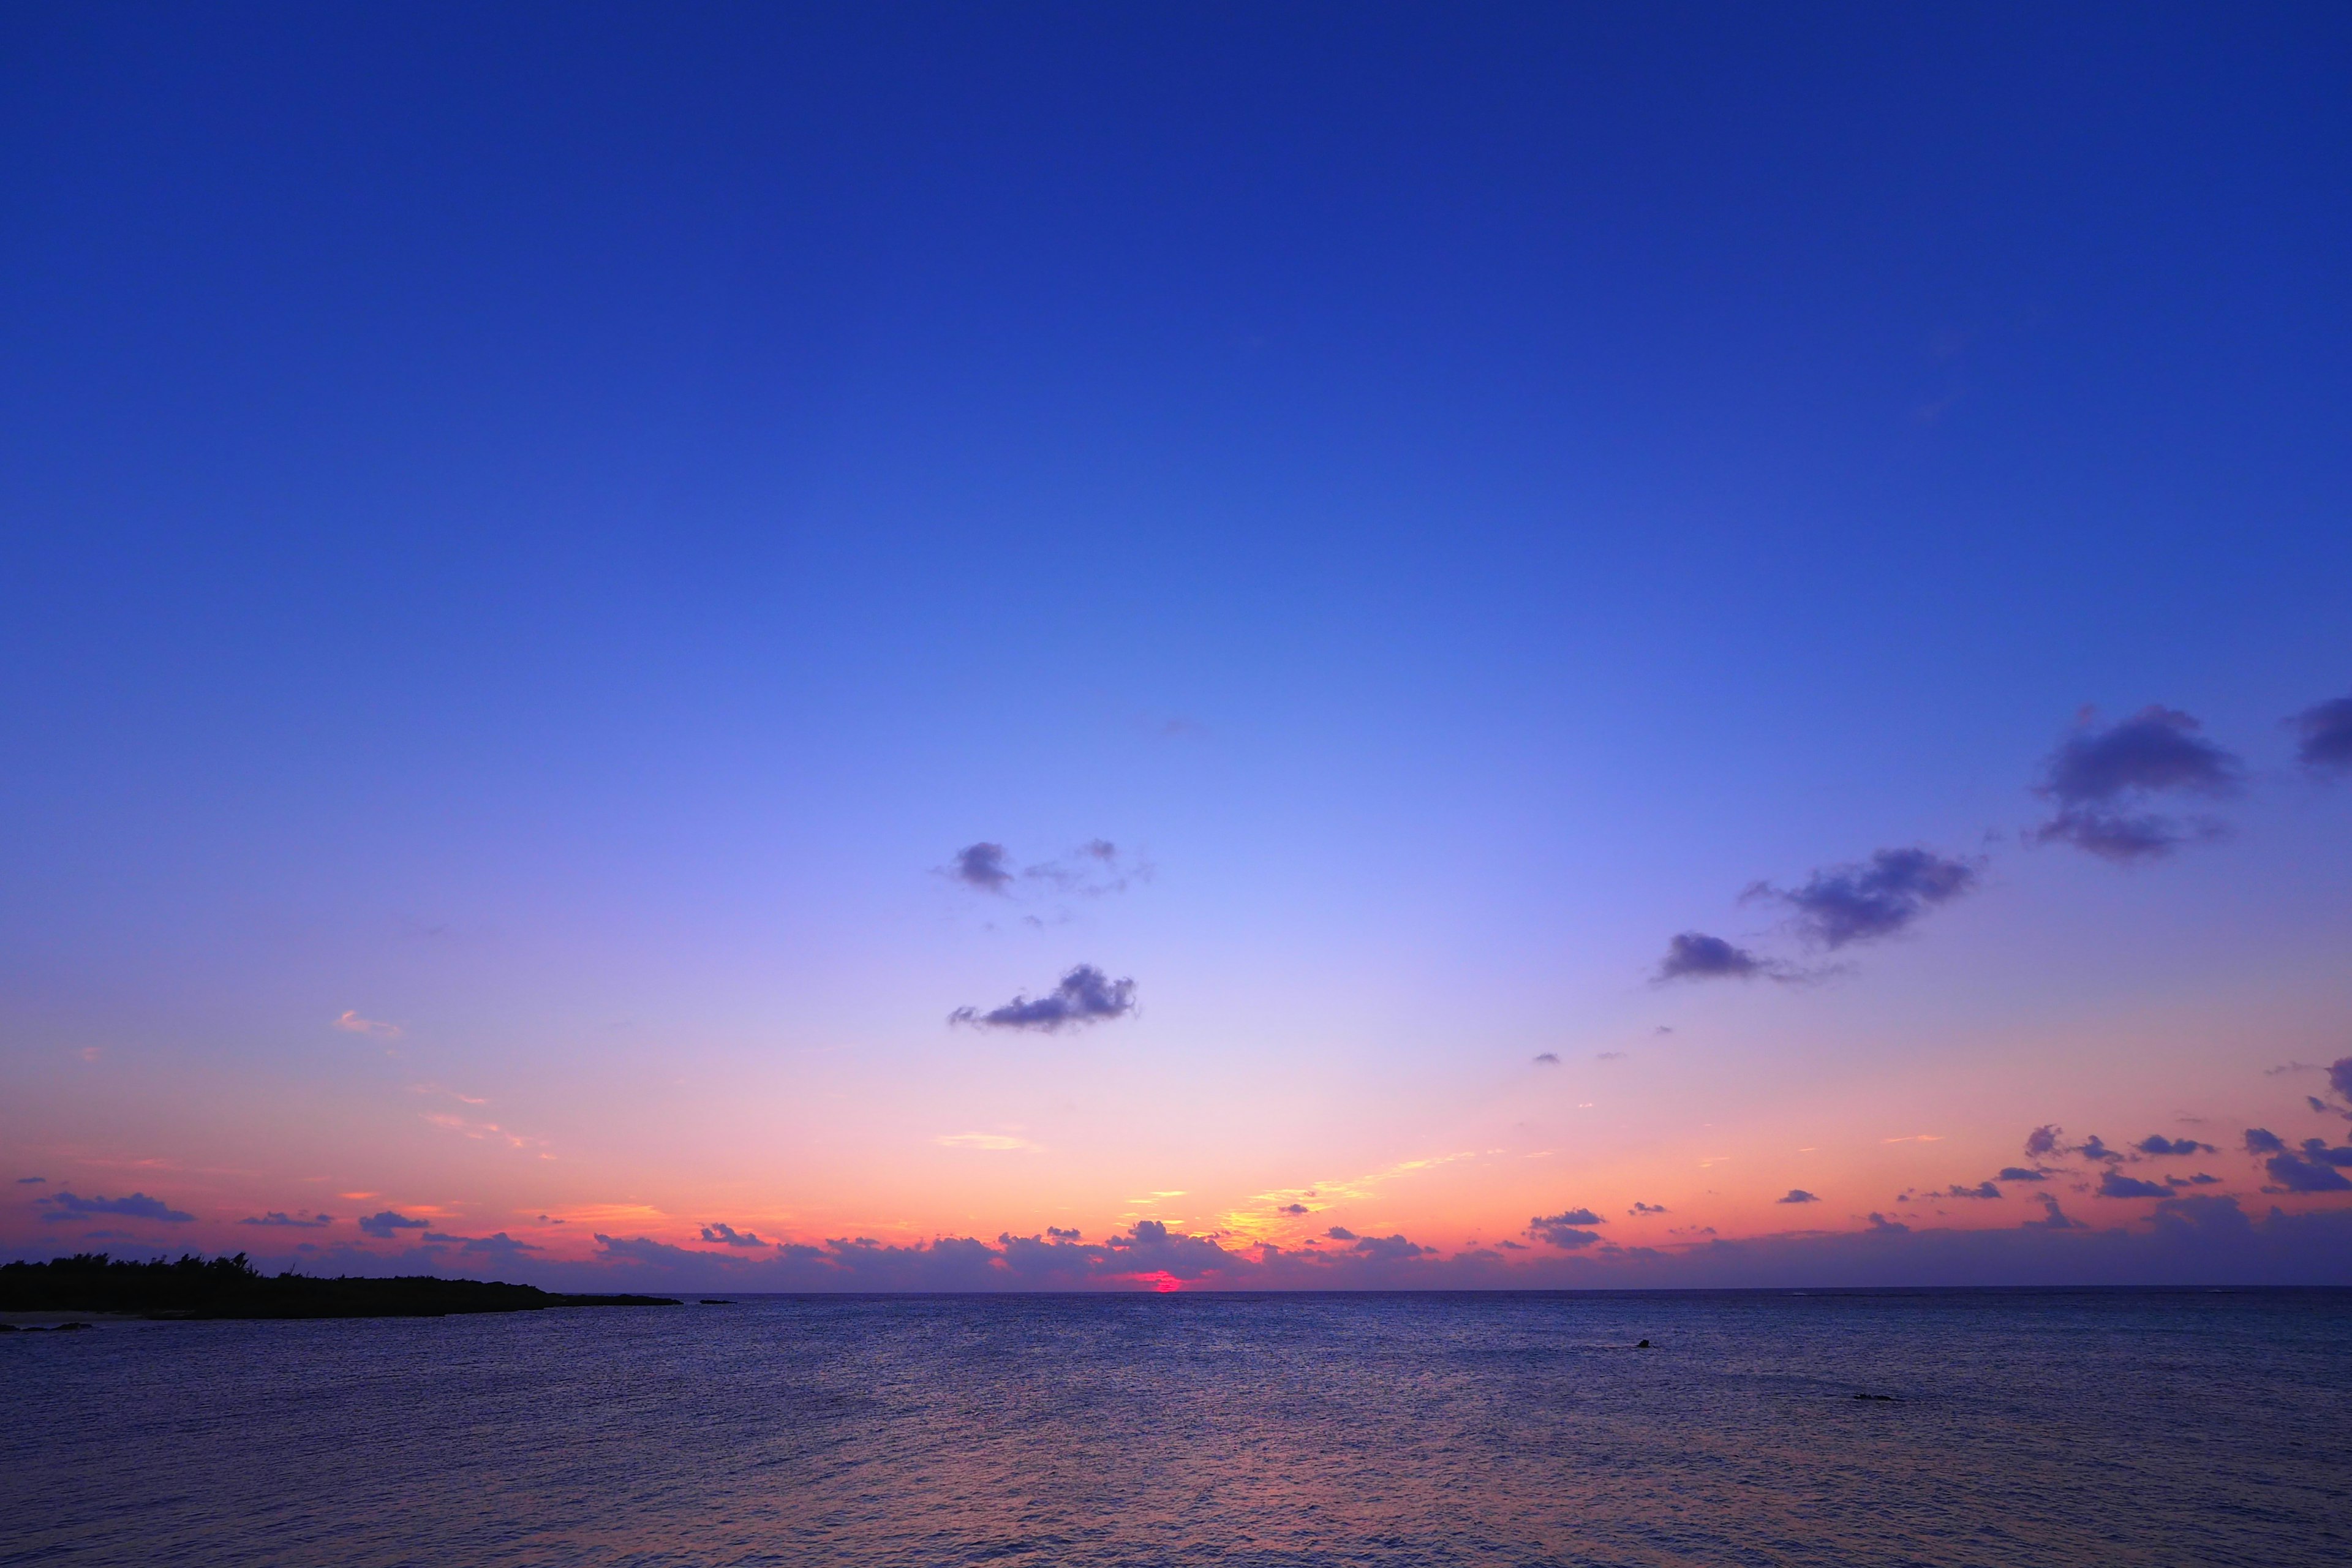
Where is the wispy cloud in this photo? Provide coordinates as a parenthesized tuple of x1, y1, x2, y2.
(2290, 693, 2352, 775)
(1748, 847, 1980, 948)
(1024, 839, 1150, 897)
(333, 1010, 402, 1038)
(950, 965, 1137, 1032)
(935, 1133, 1043, 1153)
(1776, 1189, 1820, 1204)
(239, 1211, 334, 1228)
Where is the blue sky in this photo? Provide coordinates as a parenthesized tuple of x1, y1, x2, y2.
(4, 3, 2350, 1285)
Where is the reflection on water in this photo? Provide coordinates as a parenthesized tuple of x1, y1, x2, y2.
(4, 1290, 2348, 1566)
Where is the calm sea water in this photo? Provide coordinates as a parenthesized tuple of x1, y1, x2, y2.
(2, 1289, 2346, 1567)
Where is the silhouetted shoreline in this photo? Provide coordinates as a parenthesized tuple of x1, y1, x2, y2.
(0, 1253, 678, 1319)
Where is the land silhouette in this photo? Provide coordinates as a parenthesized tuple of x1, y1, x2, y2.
(0, 1253, 677, 1319)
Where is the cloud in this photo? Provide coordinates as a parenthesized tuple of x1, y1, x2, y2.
(2290, 694, 2352, 775)
(434, 1232, 543, 1268)
(2077, 1136, 2122, 1164)
(934, 1133, 1043, 1152)
(950, 965, 1137, 1032)
(595, 1233, 719, 1266)
(1598, 1050, 1627, 1060)
(1346, 1234, 1429, 1262)
(1996, 1167, 2048, 1182)
(356, 1210, 429, 1238)
(2332, 1058, 2352, 1103)
(1525, 1210, 1605, 1248)
(1749, 848, 1979, 949)
(238, 1212, 334, 1228)
(1532, 1052, 1560, 1065)
(700, 1223, 766, 1247)
(1047, 1226, 1080, 1240)
(2097, 1170, 2171, 1199)
(2244, 1128, 2288, 1155)
(16, 1176, 45, 1184)
(2261, 1150, 2352, 1194)
(2024, 1194, 2081, 1230)
(1325, 1226, 1357, 1241)
(1278, 1203, 1310, 1216)
(1776, 1190, 1820, 1204)
(1630, 1202, 1668, 1215)
(39, 1191, 195, 1224)
(333, 1010, 401, 1038)
(1942, 1182, 2002, 1199)
(2136, 1135, 2215, 1156)
(945, 843, 1014, 892)
(2297, 1138, 2352, 1168)
(2032, 706, 2241, 860)
(1024, 840, 1148, 897)
(413, 1199, 2352, 1292)
(1654, 932, 1781, 984)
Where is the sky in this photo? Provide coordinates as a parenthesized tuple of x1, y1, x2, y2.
(4, 2, 2351, 1290)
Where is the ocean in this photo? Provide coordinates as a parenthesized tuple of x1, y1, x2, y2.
(3, 1289, 2346, 1566)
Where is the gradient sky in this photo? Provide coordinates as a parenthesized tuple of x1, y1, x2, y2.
(6, 3, 2351, 1289)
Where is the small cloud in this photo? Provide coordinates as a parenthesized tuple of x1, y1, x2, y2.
(950, 965, 1137, 1033)
(1629, 1201, 1668, 1215)
(2078, 1136, 2124, 1164)
(356, 1210, 429, 1238)
(2266, 1061, 2318, 1076)
(1047, 1226, 1081, 1240)
(1866, 1212, 1909, 1232)
(238, 1212, 334, 1228)
(1654, 932, 1785, 984)
(333, 1011, 402, 1038)
(2244, 1128, 2287, 1155)
(1532, 1052, 1560, 1066)
(1747, 847, 1979, 949)
(2097, 1170, 2171, 1199)
(700, 1223, 767, 1247)
(945, 843, 1014, 892)
(935, 1133, 1042, 1152)
(1278, 1203, 1310, 1216)
(2032, 706, 2241, 861)
(2332, 1058, 2352, 1103)
(2024, 1193, 2080, 1229)
(2024, 1125, 2065, 1158)
(1941, 1182, 2002, 1199)
(1597, 1050, 1627, 1060)
(39, 1191, 195, 1224)
(1325, 1226, 1358, 1241)
(1776, 1189, 1820, 1204)
(1526, 1208, 1605, 1248)
(16, 1176, 45, 1184)
(2135, 1135, 2215, 1156)
(1653, 1026, 1674, 1035)
(2289, 693, 2352, 775)
(1996, 1167, 2048, 1182)
(1883, 1134, 1943, 1144)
